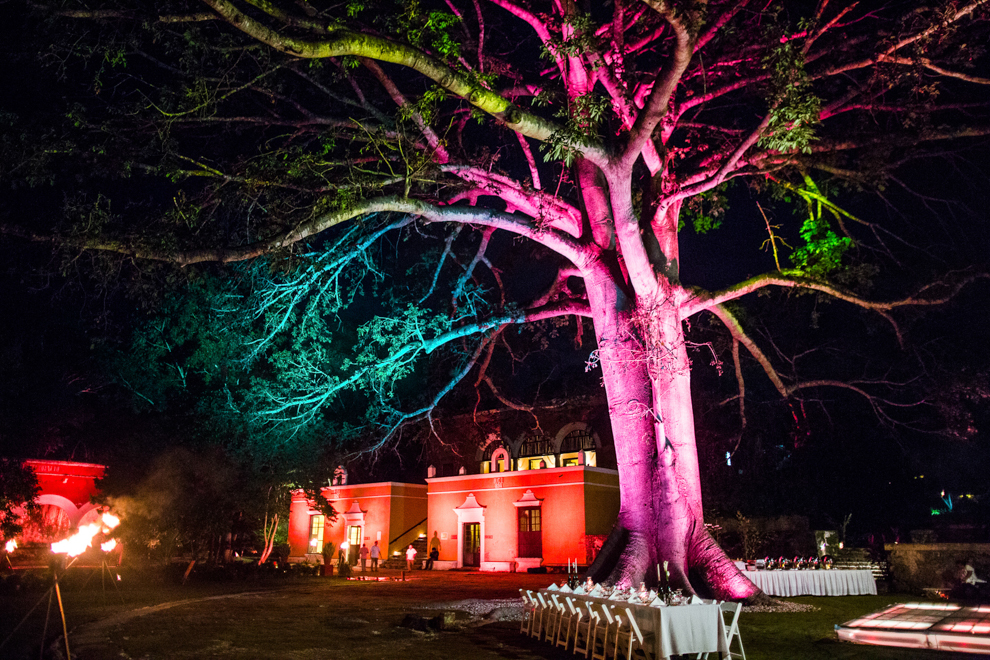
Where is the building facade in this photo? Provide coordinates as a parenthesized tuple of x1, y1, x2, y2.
(288, 480, 428, 564)
(287, 401, 620, 571)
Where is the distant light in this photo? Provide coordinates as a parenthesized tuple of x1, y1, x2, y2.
(419, 533, 426, 537)
(101, 539, 117, 552)
(5, 539, 16, 553)
(725, 452, 731, 467)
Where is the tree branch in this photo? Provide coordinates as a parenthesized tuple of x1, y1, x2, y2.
(197, 0, 610, 165)
(3, 196, 588, 267)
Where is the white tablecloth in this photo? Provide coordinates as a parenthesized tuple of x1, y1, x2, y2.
(551, 591, 728, 659)
(740, 568, 877, 596)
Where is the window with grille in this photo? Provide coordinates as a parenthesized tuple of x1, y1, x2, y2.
(560, 429, 596, 452)
(520, 435, 552, 457)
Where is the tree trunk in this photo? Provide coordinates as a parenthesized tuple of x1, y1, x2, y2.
(582, 264, 761, 602)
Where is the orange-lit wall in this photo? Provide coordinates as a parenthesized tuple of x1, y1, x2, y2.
(25, 460, 105, 508)
(426, 466, 619, 569)
(288, 482, 427, 562)
(23, 460, 106, 527)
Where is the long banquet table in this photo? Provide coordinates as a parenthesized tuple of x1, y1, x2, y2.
(738, 568, 877, 596)
(543, 589, 729, 659)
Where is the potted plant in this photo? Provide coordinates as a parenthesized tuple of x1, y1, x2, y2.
(321, 542, 336, 577)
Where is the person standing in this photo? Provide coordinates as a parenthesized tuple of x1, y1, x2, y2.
(359, 543, 369, 572)
(370, 540, 381, 572)
(405, 544, 417, 570)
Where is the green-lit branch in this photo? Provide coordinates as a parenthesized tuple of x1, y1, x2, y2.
(3, 196, 586, 267)
(197, 0, 608, 165)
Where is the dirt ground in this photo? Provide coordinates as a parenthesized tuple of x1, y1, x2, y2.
(5, 569, 561, 660)
(3, 568, 973, 660)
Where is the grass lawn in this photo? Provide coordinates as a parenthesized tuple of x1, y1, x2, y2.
(0, 568, 977, 659)
(738, 594, 972, 660)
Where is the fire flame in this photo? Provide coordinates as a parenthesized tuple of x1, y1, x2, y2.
(50, 509, 122, 557)
(4, 539, 16, 553)
(52, 522, 102, 557)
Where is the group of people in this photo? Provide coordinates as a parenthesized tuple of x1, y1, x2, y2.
(355, 540, 383, 571)
(353, 532, 441, 571)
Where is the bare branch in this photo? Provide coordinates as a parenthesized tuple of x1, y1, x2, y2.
(3, 196, 588, 267)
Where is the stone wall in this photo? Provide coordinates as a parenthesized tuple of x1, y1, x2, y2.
(885, 543, 990, 593)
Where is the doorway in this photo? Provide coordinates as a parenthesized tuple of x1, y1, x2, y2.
(462, 522, 481, 567)
(347, 525, 362, 565)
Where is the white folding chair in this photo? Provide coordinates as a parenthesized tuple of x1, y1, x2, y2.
(519, 589, 535, 635)
(614, 606, 655, 660)
(532, 591, 551, 640)
(573, 599, 595, 657)
(590, 602, 614, 660)
(543, 593, 563, 642)
(556, 595, 579, 651)
(721, 601, 745, 660)
(697, 601, 744, 660)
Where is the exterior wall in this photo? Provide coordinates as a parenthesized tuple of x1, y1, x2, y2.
(23, 460, 106, 527)
(886, 543, 990, 593)
(287, 482, 427, 562)
(426, 466, 619, 571)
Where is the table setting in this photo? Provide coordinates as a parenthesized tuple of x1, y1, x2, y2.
(536, 564, 730, 659)
(734, 555, 878, 596)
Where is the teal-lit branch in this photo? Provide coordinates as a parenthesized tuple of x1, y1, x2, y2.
(238, 213, 415, 361)
(249, 298, 589, 437)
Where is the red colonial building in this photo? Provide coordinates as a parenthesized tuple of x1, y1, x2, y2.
(288, 474, 428, 564)
(288, 401, 621, 571)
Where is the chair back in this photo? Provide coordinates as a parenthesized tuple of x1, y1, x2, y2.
(721, 601, 742, 636)
(622, 607, 646, 643)
(720, 601, 745, 660)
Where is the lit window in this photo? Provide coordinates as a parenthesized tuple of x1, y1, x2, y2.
(308, 514, 325, 554)
(559, 429, 596, 467)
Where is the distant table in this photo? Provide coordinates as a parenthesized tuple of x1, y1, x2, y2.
(740, 568, 877, 596)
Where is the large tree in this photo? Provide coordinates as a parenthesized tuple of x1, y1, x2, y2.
(2, 0, 989, 600)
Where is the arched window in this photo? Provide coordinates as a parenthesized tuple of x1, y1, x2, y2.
(559, 428, 597, 467)
(519, 435, 554, 470)
(480, 442, 510, 473)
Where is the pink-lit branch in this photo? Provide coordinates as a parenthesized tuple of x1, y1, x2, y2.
(442, 165, 582, 237)
(363, 59, 450, 164)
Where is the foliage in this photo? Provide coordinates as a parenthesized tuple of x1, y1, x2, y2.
(0, 459, 40, 541)
(103, 446, 320, 564)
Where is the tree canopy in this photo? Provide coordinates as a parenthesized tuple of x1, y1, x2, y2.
(2, 0, 989, 596)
